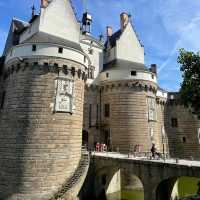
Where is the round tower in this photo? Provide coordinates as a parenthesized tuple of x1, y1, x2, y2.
(99, 60, 163, 153)
(0, 37, 89, 199)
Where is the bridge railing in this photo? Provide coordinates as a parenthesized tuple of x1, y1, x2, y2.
(92, 145, 170, 161)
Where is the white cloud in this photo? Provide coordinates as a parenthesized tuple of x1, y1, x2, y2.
(158, 16, 200, 73)
(0, 29, 8, 55)
(152, 0, 200, 91)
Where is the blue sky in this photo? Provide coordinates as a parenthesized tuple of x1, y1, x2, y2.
(1, 0, 200, 91)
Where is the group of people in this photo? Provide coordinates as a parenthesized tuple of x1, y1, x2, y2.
(95, 142, 108, 152)
(94, 142, 161, 159)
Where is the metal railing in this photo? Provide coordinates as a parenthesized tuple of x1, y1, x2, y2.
(49, 146, 90, 200)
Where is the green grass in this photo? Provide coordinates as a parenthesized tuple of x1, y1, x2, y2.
(107, 189, 144, 200)
(178, 177, 200, 198)
(107, 177, 200, 200)
(121, 189, 144, 200)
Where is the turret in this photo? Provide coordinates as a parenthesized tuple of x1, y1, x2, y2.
(0, 0, 90, 199)
(82, 12, 92, 34)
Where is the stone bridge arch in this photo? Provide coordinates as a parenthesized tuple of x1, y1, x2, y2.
(94, 165, 119, 198)
(91, 155, 200, 200)
(93, 158, 145, 199)
(155, 176, 200, 200)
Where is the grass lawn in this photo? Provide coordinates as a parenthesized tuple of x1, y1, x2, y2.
(178, 177, 200, 198)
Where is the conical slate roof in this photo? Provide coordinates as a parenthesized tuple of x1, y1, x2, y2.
(103, 59, 149, 72)
(22, 32, 83, 52)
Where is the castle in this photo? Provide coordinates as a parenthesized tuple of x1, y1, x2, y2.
(0, 0, 200, 199)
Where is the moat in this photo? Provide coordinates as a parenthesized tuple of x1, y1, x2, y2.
(105, 177, 200, 200)
(107, 189, 143, 200)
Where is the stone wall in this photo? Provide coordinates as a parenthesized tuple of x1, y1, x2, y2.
(165, 102, 200, 159)
(0, 57, 85, 199)
(100, 80, 162, 153)
(83, 86, 100, 150)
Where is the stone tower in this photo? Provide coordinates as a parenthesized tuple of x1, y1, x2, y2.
(0, 0, 90, 199)
(83, 13, 167, 153)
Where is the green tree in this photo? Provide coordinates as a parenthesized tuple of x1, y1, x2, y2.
(178, 49, 200, 118)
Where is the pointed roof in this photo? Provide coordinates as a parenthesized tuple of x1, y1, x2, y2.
(3, 18, 29, 55)
(22, 32, 83, 52)
(103, 59, 148, 72)
(105, 29, 122, 48)
(105, 21, 143, 49)
(39, 0, 80, 43)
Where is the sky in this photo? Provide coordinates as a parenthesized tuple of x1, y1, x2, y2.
(1, 0, 200, 91)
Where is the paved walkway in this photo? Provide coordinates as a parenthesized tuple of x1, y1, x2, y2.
(92, 151, 200, 167)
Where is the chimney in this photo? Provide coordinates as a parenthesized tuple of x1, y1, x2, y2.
(106, 26, 113, 37)
(120, 12, 129, 31)
(150, 64, 157, 75)
(41, 0, 49, 8)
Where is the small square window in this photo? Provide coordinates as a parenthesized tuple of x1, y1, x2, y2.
(0, 91, 6, 109)
(88, 48, 94, 55)
(171, 118, 178, 128)
(32, 44, 36, 51)
(44, 62, 49, 66)
(131, 71, 137, 76)
(104, 104, 110, 118)
(58, 47, 63, 54)
(106, 73, 109, 78)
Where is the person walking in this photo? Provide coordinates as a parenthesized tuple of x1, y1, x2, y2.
(151, 143, 156, 158)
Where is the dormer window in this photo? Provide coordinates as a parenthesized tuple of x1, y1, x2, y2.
(32, 44, 36, 52)
(58, 47, 63, 54)
(88, 48, 94, 55)
(131, 71, 137, 76)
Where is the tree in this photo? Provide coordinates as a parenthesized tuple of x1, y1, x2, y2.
(178, 49, 200, 118)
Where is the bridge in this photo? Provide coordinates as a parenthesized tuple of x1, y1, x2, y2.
(80, 152, 200, 200)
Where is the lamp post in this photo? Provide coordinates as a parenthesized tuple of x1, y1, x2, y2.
(162, 126, 166, 158)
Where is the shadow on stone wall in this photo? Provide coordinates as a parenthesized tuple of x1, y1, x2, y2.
(0, 69, 44, 199)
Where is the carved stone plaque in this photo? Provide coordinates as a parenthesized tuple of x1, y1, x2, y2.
(55, 78, 74, 112)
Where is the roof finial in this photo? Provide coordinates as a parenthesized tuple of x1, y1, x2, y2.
(31, 4, 36, 18)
